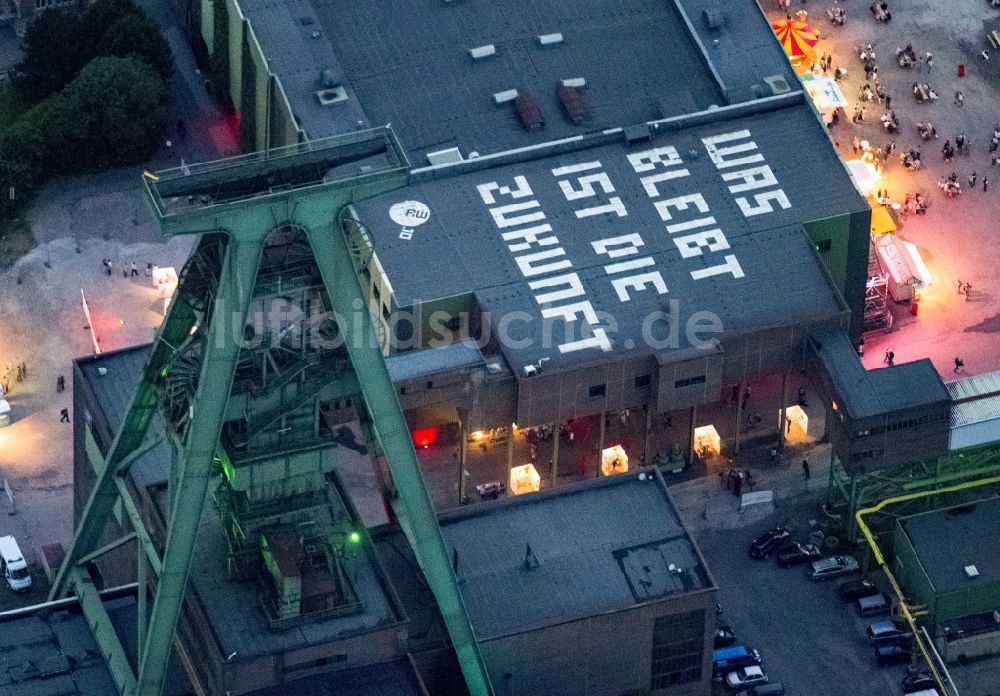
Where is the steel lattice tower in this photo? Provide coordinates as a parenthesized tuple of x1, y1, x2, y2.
(51, 130, 493, 696)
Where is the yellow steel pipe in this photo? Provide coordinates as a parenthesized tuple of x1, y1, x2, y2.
(854, 474, 1000, 696)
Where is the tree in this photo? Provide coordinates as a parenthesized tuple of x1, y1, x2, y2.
(13, 10, 85, 102)
(53, 56, 167, 169)
(0, 119, 46, 185)
(93, 13, 173, 82)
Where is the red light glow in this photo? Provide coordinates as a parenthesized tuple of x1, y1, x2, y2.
(411, 427, 438, 447)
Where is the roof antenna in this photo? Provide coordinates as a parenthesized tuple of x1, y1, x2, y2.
(523, 543, 540, 570)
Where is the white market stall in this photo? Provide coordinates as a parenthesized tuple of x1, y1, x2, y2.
(693, 425, 721, 457)
(0, 399, 10, 428)
(802, 74, 848, 124)
(846, 159, 880, 197)
(508, 463, 540, 495)
(152, 266, 178, 313)
(875, 234, 932, 302)
(600, 444, 629, 476)
(780, 404, 810, 442)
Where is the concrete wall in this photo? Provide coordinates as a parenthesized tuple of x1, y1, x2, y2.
(480, 589, 715, 696)
(516, 354, 658, 426)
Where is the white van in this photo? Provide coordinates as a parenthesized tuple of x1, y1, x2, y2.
(0, 535, 31, 592)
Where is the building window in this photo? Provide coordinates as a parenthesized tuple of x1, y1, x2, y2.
(426, 381, 434, 390)
(651, 610, 705, 690)
(382, 305, 390, 321)
(588, 384, 606, 398)
(399, 387, 406, 395)
(816, 239, 832, 253)
(674, 375, 706, 389)
(635, 374, 652, 388)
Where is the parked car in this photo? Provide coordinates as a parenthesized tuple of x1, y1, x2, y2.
(775, 542, 821, 567)
(810, 555, 859, 580)
(838, 578, 879, 602)
(901, 671, 937, 693)
(749, 527, 790, 559)
(727, 665, 768, 690)
(857, 593, 892, 617)
(712, 645, 762, 679)
(875, 639, 911, 667)
(866, 619, 908, 643)
(714, 624, 737, 648)
(736, 685, 785, 696)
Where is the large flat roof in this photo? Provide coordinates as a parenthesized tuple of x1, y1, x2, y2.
(811, 328, 951, 419)
(899, 497, 1000, 595)
(356, 103, 860, 373)
(244, 0, 766, 160)
(438, 470, 714, 640)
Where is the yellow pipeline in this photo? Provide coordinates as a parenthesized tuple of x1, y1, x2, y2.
(855, 474, 1000, 696)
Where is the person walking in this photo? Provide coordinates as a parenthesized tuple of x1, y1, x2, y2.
(20, 362, 26, 380)
(802, 459, 811, 481)
(955, 91, 964, 107)
(107, 260, 114, 276)
(884, 349, 895, 366)
(970, 171, 978, 188)
(925, 52, 933, 72)
(131, 261, 139, 277)
(60, 408, 70, 423)
(984, 177, 990, 192)
(954, 357, 965, 373)
(56, 375, 65, 393)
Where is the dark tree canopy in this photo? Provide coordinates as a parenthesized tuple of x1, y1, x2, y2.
(51, 56, 167, 169)
(13, 10, 85, 101)
(94, 13, 174, 82)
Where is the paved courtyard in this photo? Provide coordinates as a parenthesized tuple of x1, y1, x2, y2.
(764, 0, 1000, 379)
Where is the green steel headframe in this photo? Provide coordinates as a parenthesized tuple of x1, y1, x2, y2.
(52, 130, 494, 696)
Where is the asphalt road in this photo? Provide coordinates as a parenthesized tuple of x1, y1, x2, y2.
(694, 493, 914, 696)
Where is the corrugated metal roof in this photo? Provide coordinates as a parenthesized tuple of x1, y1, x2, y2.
(438, 472, 712, 640)
(949, 393, 1000, 428)
(946, 369, 1000, 402)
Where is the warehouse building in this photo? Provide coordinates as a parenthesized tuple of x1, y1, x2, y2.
(893, 497, 1000, 663)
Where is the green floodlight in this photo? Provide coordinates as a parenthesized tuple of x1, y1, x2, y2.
(348, 531, 361, 544)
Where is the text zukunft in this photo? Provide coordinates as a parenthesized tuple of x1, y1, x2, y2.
(476, 129, 791, 356)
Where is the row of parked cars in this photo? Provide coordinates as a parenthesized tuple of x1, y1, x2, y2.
(711, 623, 782, 694)
(748, 526, 944, 696)
(748, 526, 859, 579)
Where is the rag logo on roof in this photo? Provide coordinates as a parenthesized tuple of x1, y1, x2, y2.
(389, 200, 431, 240)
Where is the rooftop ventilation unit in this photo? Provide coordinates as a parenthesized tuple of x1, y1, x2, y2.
(964, 564, 980, 578)
(426, 147, 464, 166)
(624, 124, 652, 144)
(701, 9, 725, 29)
(514, 91, 544, 131)
(558, 84, 587, 124)
(316, 85, 348, 106)
(538, 33, 563, 46)
(469, 44, 497, 60)
(560, 77, 585, 88)
(522, 365, 539, 377)
(763, 74, 792, 95)
(493, 89, 519, 104)
(486, 362, 502, 375)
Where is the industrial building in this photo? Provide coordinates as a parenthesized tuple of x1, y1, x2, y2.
(892, 497, 1000, 664)
(56, 1, 984, 696)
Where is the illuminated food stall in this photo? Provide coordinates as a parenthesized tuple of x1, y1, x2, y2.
(600, 444, 629, 476)
(693, 425, 721, 456)
(875, 234, 932, 302)
(780, 405, 810, 441)
(508, 463, 540, 495)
